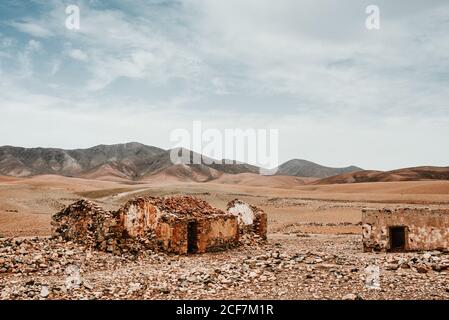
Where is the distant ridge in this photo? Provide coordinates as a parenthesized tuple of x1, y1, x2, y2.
(276, 159, 362, 178)
(313, 166, 449, 184)
(1, 143, 446, 184)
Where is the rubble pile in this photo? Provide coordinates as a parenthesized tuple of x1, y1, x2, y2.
(51, 200, 149, 254)
(52, 200, 115, 248)
(1, 235, 449, 300)
(141, 195, 226, 217)
(0, 236, 140, 277)
(383, 251, 449, 273)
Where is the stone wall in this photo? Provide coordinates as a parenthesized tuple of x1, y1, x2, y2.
(153, 215, 239, 254)
(51, 200, 126, 253)
(52, 196, 245, 255)
(362, 208, 449, 252)
(116, 197, 162, 238)
(227, 200, 267, 240)
(196, 216, 239, 253)
(154, 219, 189, 254)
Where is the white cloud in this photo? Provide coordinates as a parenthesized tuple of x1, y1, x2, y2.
(21, 2, 205, 91)
(182, 0, 449, 118)
(86, 50, 159, 91)
(14, 40, 42, 78)
(68, 49, 88, 61)
(9, 21, 54, 38)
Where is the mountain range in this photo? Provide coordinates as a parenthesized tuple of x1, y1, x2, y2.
(2, 143, 448, 184)
(0, 142, 360, 182)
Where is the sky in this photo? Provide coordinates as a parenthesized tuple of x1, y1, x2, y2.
(0, 0, 449, 170)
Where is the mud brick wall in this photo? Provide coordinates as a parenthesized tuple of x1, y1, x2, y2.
(362, 208, 449, 252)
(155, 219, 189, 254)
(116, 197, 162, 238)
(196, 216, 239, 253)
(154, 216, 239, 254)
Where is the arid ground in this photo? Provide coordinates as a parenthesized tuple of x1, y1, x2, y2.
(1, 175, 449, 299)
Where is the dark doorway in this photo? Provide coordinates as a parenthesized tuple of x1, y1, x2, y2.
(187, 221, 198, 253)
(389, 226, 406, 251)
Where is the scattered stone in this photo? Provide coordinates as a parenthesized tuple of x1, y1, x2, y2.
(83, 281, 94, 291)
(386, 264, 399, 271)
(40, 286, 49, 298)
(128, 282, 141, 293)
(416, 265, 429, 274)
(1, 229, 448, 300)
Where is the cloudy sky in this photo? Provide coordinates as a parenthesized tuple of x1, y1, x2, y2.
(0, 0, 448, 170)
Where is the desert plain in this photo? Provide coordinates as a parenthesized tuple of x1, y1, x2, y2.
(1, 174, 449, 300)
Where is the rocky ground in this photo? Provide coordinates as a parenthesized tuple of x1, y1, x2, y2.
(1, 233, 449, 300)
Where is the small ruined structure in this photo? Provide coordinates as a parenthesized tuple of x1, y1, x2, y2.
(362, 208, 449, 252)
(116, 196, 239, 254)
(52, 196, 249, 254)
(226, 199, 267, 240)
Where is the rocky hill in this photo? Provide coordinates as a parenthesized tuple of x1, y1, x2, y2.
(276, 159, 362, 178)
(313, 166, 449, 184)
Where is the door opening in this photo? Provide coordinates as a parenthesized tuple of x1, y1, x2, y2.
(389, 226, 406, 251)
(187, 221, 198, 253)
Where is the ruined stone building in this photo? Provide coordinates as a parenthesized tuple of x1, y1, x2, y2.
(362, 208, 449, 252)
(52, 196, 266, 254)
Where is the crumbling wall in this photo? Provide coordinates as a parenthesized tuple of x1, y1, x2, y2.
(153, 215, 239, 254)
(154, 219, 189, 254)
(228, 201, 255, 225)
(196, 216, 239, 253)
(227, 199, 267, 240)
(116, 197, 162, 238)
(252, 206, 268, 240)
(51, 200, 124, 253)
(362, 208, 449, 252)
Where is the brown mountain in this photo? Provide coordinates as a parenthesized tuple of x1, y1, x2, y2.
(0, 143, 447, 185)
(276, 159, 362, 178)
(314, 166, 449, 185)
(0, 142, 164, 178)
(0, 143, 259, 182)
